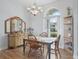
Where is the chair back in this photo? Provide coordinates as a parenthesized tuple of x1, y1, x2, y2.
(28, 34, 39, 46)
(28, 34, 37, 40)
(55, 35, 61, 46)
(39, 32, 48, 37)
(27, 34, 42, 50)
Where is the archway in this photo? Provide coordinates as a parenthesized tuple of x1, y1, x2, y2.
(46, 8, 61, 37)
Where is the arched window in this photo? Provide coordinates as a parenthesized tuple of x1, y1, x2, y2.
(47, 9, 61, 37)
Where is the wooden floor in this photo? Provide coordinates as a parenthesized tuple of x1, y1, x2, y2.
(0, 46, 73, 59)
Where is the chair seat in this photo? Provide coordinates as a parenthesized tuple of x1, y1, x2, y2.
(30, 43, 41, 49)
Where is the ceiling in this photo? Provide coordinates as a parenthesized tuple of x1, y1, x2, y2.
(17, 0, 56, 6)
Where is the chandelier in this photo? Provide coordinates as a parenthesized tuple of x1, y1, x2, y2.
(27, 3, 43, 16)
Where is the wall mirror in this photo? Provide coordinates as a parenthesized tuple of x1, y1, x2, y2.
(46, 8, 61, 37)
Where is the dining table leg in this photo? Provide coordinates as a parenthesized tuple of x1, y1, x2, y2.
(23, 39, 25, 55)
(48, 43, 51, 59)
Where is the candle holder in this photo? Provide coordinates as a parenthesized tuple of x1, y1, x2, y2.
(27, 27, 34, 35)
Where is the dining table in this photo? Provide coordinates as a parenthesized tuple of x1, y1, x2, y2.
(23, 37, 57, 59)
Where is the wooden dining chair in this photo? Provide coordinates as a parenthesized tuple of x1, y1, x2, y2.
(39, 32, 48, 52)
(46, 35, 61, 59)
(54, 35, 61, 58)
(27, 34, 43, 57)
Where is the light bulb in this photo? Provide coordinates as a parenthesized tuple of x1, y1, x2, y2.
(38, 7, 42, 10)
(27, 8, 30, 10)
(32, 5, 36, 9)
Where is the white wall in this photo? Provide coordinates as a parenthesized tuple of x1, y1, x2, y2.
(28, 13, 44, 36)
(0, 0, 29, 50)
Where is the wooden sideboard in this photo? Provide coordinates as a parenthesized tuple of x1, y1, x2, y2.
(5, 16, 27, 48)
(8, 32, 27, 48)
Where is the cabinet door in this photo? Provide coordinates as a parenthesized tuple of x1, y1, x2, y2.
(11, 18, 22, 32)
(8, 36, 16, 48)
(5, 19, 10, 33)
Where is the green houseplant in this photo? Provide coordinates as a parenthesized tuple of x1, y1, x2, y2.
(50, 32, 57, 37)
(50, 28, 57, 37)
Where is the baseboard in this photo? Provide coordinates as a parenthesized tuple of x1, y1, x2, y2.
(0, 47, 8, 51)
